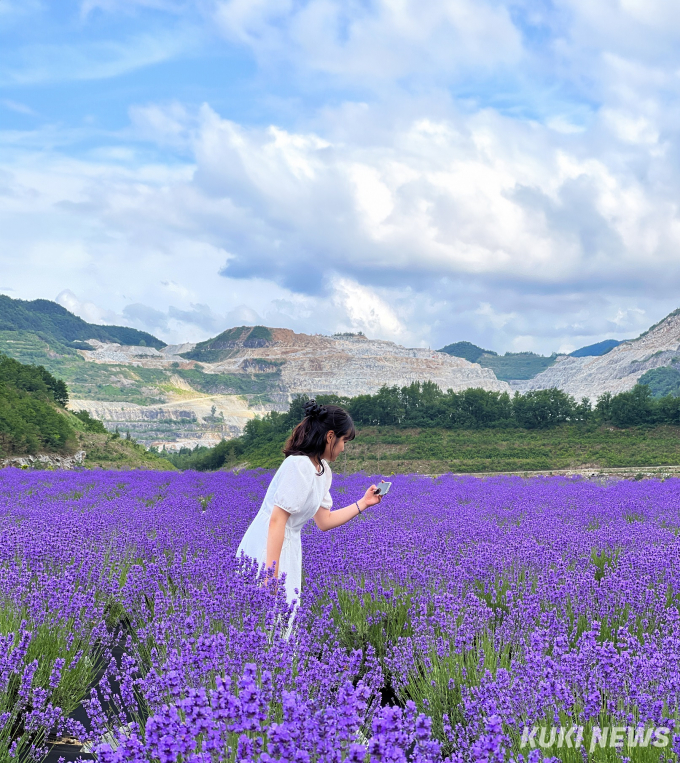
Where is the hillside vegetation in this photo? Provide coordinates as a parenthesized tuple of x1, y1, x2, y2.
(0, 353, 174, 469)
(438, 343, 558, 380)
(439, 338, 623, 379)
(160, 382, 680, 472)
(569, 338, 622, 357)
(0, 354, 76, 457)
(162, 421, 680, 474)
(0, 295, 165, 360)
(638, 366, 680, 398)
(181, 325, 274, 363)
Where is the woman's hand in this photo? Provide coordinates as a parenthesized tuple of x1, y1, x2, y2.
(361, 483, 384, 509)
(315, 484, 386, 531)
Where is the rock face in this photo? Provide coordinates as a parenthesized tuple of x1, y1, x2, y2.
(513, 310, 680, 400)
(201, 329, 509, 397)
(1, 451, 86, 470)
(72, 330, 509, 448)
(81, 331, 509, 397)
(68, 396, 259, 451)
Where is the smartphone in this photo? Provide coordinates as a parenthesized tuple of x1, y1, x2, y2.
(374, 481, 392, 496)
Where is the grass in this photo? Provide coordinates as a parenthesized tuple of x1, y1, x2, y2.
(208, 424, 680, 474)
(77, 433, 177, 471)
(351, 425, 680, 473)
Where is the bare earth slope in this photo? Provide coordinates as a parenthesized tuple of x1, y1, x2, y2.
(69, 329, 509, 449)
(514, 310, 680, 400)
(200, 329, 509, 397)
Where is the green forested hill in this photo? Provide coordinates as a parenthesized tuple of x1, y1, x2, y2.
(437, 341, 494, 363)
(437, 344, 558, 381)
(439, 339, 622, 380)
(0, 295, 165, 363)
(181, 325, 274, 363)
(0, 354, 76, 457)
(0, 353, 176, 469)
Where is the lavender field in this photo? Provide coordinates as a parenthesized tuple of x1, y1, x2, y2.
(2, 470, 680, 762)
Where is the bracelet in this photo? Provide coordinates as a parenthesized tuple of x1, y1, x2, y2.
(355, 500, 362, 516)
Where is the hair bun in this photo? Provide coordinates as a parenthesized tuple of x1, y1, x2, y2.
(304, 399, 328, 420)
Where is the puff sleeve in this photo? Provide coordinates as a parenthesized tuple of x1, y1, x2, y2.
(271, 456, 315, 515)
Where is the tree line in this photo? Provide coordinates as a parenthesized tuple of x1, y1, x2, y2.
(161, 381, 677, 471)
(338, 382, 678, 429)
(0, 354, 107, 458)
(0, 354, 74, 456)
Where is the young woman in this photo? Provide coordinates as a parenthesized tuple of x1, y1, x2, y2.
(236, 399, 383, 606)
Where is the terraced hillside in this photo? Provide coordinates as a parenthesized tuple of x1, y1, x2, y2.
(0, 298, 509, 450)
(515, 309, 680, 400)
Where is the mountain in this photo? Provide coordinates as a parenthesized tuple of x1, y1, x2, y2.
(182, 326, 275, 363)
(439, 341, 557, 381)
(0, 295, 165, 360)
(514, 309, 680, 400)
(638, 367, 680, 398)
(0, 353, 75, 457)
(570, 339, 622, 358)
(0, 297, 509, 450)
(438, 341, 495, 363)
(441, 339, 625, 381)
(69, 330, 510, 449)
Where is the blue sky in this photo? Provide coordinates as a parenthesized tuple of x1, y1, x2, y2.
(2, 0, 680, 353)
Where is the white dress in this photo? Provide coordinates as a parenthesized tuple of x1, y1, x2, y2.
(236, 455, 333, 605)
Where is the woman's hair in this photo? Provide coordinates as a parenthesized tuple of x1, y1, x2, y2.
(283, 399, 356, 474)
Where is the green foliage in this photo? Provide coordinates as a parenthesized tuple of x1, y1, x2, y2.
(0, 353, 68, 406)
(161, 382, 680, 472)
(605, 385, 657, 427)
(570, 339, 622, 357)
(477, 351, 558, 381)
(0, 294, 165, 351)
(0, 385, 75, 457)
(341, 383, 581, 430)
(638, 366, 680, 398)
(438, 340, 495, 363)
(181, 325, 274, 362)
(0, 354, 77, 457)
(72, 409, 108, 434)
(512, 388, 579, 429)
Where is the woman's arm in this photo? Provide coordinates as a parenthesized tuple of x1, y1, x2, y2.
(266, 505, 290, 576)
(313, 485, 382, 531)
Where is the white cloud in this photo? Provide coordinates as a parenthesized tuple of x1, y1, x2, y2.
(4, 90, 680, 352)
(56, 289, 119, 325)
(226, 304, 262, 326)
(1, 99, 37, 116)
(476, 302, 516, 331)
(128, 101, 193, 147)
(5, 0, 680, 355)
(331, 276, 407, 341)
(206, 0, 522, 82)
(0, 29, 198, 86)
